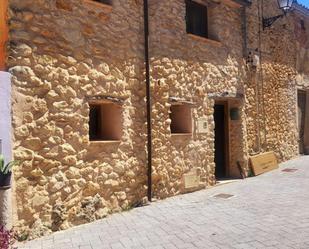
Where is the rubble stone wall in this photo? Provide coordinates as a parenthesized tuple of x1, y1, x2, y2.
(7, 0, 309, 239)
(9, 0, 147, 238)
(148, 0, 248, 199)
(245, 0, 301, 161)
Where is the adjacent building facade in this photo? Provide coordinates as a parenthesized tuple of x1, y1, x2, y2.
(0, 0, 308, 238)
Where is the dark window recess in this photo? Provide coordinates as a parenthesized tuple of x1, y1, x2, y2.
(89, 103, 122, 141)
(170, 105, 192, 134)
(301, 20, 306, 30)
(93, 0, 112, 5)
(186, 0, 208, 38)
(89, 105, 101, 141)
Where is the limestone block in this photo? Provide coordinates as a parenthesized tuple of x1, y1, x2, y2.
(31, 194, 49, 208)
(83, 182, 100, 196)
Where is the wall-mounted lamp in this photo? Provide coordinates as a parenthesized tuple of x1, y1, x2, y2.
(263, 0, 295, 29)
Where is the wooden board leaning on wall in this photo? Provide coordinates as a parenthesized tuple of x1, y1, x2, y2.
(249, 152, 279, 176)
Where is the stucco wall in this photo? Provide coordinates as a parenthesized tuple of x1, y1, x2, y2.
(0, 72, 12, 162)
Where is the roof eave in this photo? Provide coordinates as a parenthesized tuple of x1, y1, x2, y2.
(294, 2, 309, 16)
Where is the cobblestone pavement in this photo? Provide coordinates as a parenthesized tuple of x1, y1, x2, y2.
(18, 156, 309, 249)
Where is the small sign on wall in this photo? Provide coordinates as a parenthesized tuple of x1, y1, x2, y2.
(196, 118, 208, 134)
(230, 108, 240, 120)
(183, 172, 200, 189)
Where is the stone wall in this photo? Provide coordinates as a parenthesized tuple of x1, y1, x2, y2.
(9, 0, 147, 238)
(148, 0, 248, 198)
(7, 0, 309, 239)
(245, 0, 302, 161)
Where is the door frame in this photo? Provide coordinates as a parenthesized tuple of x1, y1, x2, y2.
(214, 100, 230, 178)
(296, 88, 308, 154)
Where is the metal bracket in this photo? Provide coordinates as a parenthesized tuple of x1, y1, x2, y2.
(262, 14, 284, 30)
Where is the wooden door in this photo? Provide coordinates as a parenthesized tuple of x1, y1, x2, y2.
(214, 104, 227, 178)
(298, 90, 306, 154)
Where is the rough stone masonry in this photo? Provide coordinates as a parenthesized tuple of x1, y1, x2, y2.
(4, 0, 309, 239)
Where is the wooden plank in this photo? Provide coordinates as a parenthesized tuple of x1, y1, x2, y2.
(249, 152, 278, 176)
(0, 0, 8, 70)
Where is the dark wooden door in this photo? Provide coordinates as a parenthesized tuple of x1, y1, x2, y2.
(214, 104, 226, 178)
(298, 90, 306, 154)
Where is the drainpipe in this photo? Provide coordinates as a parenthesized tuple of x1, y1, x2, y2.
(241, 6, 248, 58)
(143, 0, 152, 202)
(258, 0, 267, 151)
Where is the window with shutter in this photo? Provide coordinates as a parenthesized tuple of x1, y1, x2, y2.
(186, 1, 208, 38)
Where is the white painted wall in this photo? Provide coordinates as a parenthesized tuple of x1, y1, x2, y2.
(0, 72, 12, 163)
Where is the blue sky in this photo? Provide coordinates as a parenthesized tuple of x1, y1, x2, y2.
(298, 0, 309, 7)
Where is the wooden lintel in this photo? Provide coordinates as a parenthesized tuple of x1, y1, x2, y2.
(169, 97, 197, 107)
(207, 92, 244, 99)
(87, 96, 125, 105)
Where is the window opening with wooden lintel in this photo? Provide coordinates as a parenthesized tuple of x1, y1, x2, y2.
(185, 0, 221, 42)
(83, 0, 113, 9)
(186, 0, 209, 38)
(169, 98, 194, 134)
(88, 96, 123, 141)
(93, 0, 112, 5)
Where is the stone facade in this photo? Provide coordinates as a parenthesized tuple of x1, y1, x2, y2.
(3, 0, 309, 239)
(245, 1, 309, 161)
(9, 0, 147, 238)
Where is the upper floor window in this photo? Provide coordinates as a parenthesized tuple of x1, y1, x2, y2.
(186, 1, 208, 38)
(300, 20, 306, 31)
(93, 0, 112, 5)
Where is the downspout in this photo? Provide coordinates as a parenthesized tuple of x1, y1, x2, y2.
(143, 0, 152, 202)
(241, 6, 248, 58)
(240, 1, 263, 155)
(258, 0, 268, 150)
(242, 1, 262, 155)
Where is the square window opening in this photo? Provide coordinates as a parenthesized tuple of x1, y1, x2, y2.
(170, 104, 192, 134)
(186, 0, 208, 38)
(89, 102, 122, 141)
(301, 20, 306, 30)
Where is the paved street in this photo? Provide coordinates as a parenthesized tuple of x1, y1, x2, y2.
(18, 156, 309, 249)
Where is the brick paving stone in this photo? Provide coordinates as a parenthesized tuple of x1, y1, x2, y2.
(16, 156, 309, 249)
